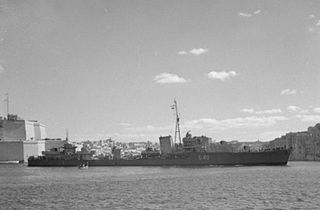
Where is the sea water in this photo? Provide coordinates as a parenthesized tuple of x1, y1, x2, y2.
(0, 162, 320, 209)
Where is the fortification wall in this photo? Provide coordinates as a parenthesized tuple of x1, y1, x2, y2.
(25, 121, 35, 140)
(0, 141, 24, 162)
(23, 140, 45, 162)
(1, 120, 26, 141)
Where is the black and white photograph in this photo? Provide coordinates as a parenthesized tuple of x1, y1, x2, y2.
(0, 0, 320, 209)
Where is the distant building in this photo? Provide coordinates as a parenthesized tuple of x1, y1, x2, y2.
(267, 124, 320, 160)
(0, 114, 47, 141)
(0, 114, 49, 162)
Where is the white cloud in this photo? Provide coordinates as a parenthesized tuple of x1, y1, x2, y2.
(120, 115, 288, 140)
(189, 48, 208, 56)
(238, 12, 252, 17)
(287, 105, 301, 112)
(178, 51, 188, 55)
(178, 48, 209, 56)
(281, 89, 297, 95)
(124, 115, 288, 134)
(239, 10, 261, 17)
(316, 20, 320, 26)
(154, 73, 187, 84)
(241, 108, 282, 114)
(296, 114, 320, 123)
(208, 71, 238, 81)
(313, 107, 320, 113)
(253, 10, 261, 15)
(184, 116, 288, 131)
(255, 109, 282, 114)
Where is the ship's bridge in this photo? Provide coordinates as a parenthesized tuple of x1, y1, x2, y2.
(182, 132, 212, 152)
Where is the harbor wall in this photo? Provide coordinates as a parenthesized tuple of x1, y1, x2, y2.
(0, 141, 24, 162)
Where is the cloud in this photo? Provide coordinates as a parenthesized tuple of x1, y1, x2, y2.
(241, 108, 282, 114)
(178, 51, 188, 55)
(0, 63, 3, 73)
(238, 12, 252, 17)
(286, 105, 309, 113)
(281, 89, 297, 95)
(125, 115, 288, 137)
(253, 10, 261, 15)
(178, 48, 209, 56)
(208, 71, 238, 81)
(286, 105, 301, 112)
(255, 109, 282, 114)
(238, 10, 261, 17)
(296, 114, 320, 123)
(184, 116, 288, 131)
(313, 107, 320, 113)
(308, 16, 320, 33)
(154, 73, 187, 84)
(189, 48, 208, 56)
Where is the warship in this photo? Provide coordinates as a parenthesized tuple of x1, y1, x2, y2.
(28, 100, 291, 167)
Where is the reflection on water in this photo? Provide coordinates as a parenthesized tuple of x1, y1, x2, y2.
(1, 162, 320, 209)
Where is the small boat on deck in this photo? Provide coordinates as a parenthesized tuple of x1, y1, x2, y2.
(78, 162, 89, 169)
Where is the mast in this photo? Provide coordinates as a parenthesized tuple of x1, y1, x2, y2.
(173, 99, 181, 145)
(66, 128, 69, 142)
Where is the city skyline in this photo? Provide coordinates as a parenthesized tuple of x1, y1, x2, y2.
(0, 0, 320, 142)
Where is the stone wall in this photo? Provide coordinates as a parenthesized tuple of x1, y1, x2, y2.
(267, 124, 320, 161)
(0, 141, 24, 162)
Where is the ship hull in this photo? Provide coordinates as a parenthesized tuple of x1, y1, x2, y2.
(28, 149, 291, 167)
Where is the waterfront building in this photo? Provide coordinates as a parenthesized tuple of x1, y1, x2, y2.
(0, 114, 46, 141)
(267, 124, 320, 160)
(0, 114, 58, 162)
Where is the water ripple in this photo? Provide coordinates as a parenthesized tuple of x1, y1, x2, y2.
(1, 162, 320, 209)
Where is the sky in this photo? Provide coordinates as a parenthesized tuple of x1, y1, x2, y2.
(0, 0, 320, 142)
